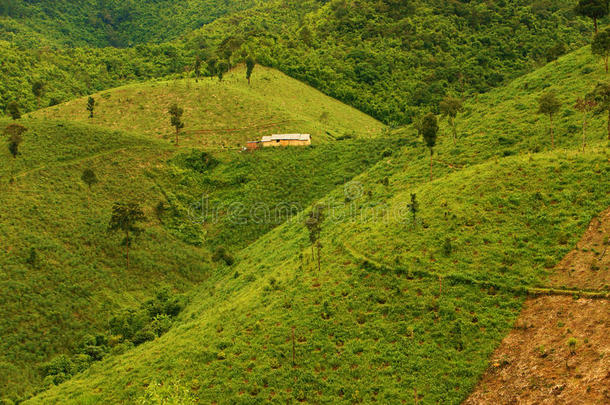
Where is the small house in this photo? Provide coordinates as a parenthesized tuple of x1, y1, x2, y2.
(261, 134, 311, 147)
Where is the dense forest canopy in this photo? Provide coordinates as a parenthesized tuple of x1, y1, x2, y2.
(0, 0, 601, 123)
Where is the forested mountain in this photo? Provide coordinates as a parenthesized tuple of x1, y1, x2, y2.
(0, 0, 598, 123)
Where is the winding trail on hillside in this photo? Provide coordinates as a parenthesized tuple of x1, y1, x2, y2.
(10, 145, 165, 180)
(464, 208, 610, 404)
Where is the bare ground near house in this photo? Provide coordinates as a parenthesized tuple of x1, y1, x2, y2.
(465, 209, 610, 405)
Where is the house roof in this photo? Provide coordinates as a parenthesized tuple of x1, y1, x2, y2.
(261, 134, 311, 142)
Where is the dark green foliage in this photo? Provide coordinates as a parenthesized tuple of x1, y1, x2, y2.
(408, 193, 419, 225)
(42, 289, 186, 389)
(81, 168, 98, 189)
(6, 101, 21, 120)
(86, 97, 95, 118)
(212, 246, 235, 266)
(592, 28, 610, 72)
(31, 81, 44, 108)
(7, 132, 22, 158)
(537, 92, 562, 147)
(25, 247, 38, 268)
(107, 201, 146, 269)
(439, 97, 464, 144)
(168, 104, 184, 146)
(575, 0, 609, 33)
(181, 150, 218, 173)
(245, 56, 255, 84)
(216, 60, 229, 81)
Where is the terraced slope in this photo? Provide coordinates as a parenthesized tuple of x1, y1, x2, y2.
(30, 66, 384, 148)
(27, 47, 610, 403)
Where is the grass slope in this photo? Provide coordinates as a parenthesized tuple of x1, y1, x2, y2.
(31, 66, 384, 148)
(26, 47, 610, 403)
(1, 68, 392, 401)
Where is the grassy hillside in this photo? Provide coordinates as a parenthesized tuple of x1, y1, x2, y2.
(30, 66, 384, 147)
(26, 47, 610, 403)
(29, 149, 609, 404)
(0, 68, 394, 400)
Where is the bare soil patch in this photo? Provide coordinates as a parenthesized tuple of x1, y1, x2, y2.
(465, 210, 610, 404)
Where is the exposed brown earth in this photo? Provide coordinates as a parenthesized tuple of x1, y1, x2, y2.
(465, 210, 610, 405)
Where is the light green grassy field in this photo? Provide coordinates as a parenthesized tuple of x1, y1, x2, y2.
(30, 65, 384, 148)
(23, 47, 610, 404)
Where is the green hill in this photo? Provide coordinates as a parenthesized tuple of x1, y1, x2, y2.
(30, 65, 384, 146)
(0, 68, 394, 401)
(25, 46, 610, 404)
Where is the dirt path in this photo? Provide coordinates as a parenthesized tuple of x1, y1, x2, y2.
(465, 209, 610, 405)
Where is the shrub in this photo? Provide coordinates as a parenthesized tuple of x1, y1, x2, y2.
(212, 246, 235, 266)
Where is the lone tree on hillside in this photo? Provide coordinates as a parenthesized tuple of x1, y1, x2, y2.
(3, 123, 27, 138)
(537, 92, 562, 148)
(108, 201, 146, 270)
(194, 56, 202, 82)
(439, 96, 464, 145)
(32, 81, 44, 109)
(305, 204, 325, 271)
(575, 96, 598, 151)
(7, 101, 21, 120)
(246, 56, 256, 85)
(217, 60, 229, 82)
(168, 104, 185, 146)
(87, 97, 95, 118)
(7, 133, 23, 158)
(421, 112, 439, 182)
(81, 168, 99, 189)
(408, 193, 419, 225)
(592, 28, 610, 73)
(575, 0, 609, 34)
(587, 82, 610, 140)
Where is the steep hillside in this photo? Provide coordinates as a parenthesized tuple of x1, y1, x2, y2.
(27, 47, 610, 403)
(29, 149, 609, 404)
(0, 75, 392, 401)
(30, 66, 384, 146)
(0, 0, 267, 46)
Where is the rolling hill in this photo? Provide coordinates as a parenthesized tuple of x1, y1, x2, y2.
(24, 45, 610, 404)
(0, 68, 393, 401)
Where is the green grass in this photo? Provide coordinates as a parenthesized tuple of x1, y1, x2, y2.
(23, 46, 610, 404)
(30, 65, 384, 147)
(0, 67, 394, 400)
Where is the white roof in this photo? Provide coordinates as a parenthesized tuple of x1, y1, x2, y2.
(261, 134, 311, 142)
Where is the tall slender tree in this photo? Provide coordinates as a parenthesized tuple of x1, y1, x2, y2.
(87, 97, 95, 118)
(168, 104, 185, 146)
(32, 81, 44, 109)
(246, 56, 256, 85)
(421, 113, 439, 182)
(108, 202, 146, 270)
(537, 92, 562, 148)
(575, 0, 609, 34)
(193, 56, 202, 82)
(439, 96, 464, 145)
(592, 27, 610, 73)
(305, 205, 325, 271)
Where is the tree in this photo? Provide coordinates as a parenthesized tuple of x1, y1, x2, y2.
(537, 92, 562, 148)
(216, 60, 229, 82)
(3, 123, 27, 138)
(421, 113, 439, 182)
(245, 56, 256, 85)
(32, 81, 44, 109)
(575, 96, 598, 151)
(587, 82, 610, 140)
(193, 56, 202, 82)
(6, 101, 21, 120)
(108, 202, 146, 270)
(8, 133, 22, 158)
(439, 96, 464, 144)
(592, 28, 610, 73)
(168, 104, 185, 146)
(407, 193, 419, 225)
(575, 0, 609, 34)
(87, 97, 95, 118)
(305, 205, 325, 271)
(81, 168, 98, 189)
